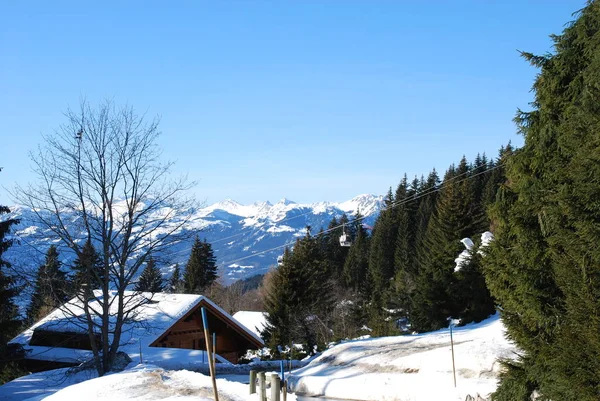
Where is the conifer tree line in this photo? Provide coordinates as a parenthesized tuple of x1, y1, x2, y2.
(24, 234, 220, 314)
(263, 149, 511, 352)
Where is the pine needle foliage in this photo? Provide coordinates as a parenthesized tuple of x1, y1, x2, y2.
(135, 255, 164, 293)
(27, 245, 69, 323)
(0, 206, 22, 384)
(71, 239, 104, 295)
(183, 236, 218, 294)
(484, 3, 600, 399)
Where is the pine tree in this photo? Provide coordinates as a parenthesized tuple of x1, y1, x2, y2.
(321, 215, 350, 279)
(0, 206, 21, 382)
(367, 188, 397, 296)
(452, 239, 495, 325)
(391, 176, 420, 318)
(183, 237, 218, 293)
(167, 264, 183, 293)
(263, 230, 334, 352)
(343, 210, 370, 292)
(135, 255, 164, 293)
(414, 170, 440, 253)
(411, 159, 485, 331)
(27, 245, 69, 322)
(0, 206, 19, 338)
(72, 239, 104, 295)
(483, 4, 600, 399)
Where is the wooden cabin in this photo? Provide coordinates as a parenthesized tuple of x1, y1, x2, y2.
(150, 298, 263, 363)
(10, 291, 264, 372)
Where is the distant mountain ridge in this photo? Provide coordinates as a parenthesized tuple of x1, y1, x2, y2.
(3, 194, 383, 286)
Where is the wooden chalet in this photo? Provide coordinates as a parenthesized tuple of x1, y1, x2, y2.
(10, 291, 264, 372)
(150, 297, 263, 363)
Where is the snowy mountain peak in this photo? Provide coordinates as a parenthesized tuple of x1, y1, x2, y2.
(276, 198, 296, 206)
(337, 194, 384, 216)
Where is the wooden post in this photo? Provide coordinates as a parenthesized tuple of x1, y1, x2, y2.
(249, 370, 256, 394)
(282, 380, 287, 401)
(270, 373, 281, 401)
(212, 332, 217, 368)
(201, 307, 219, 401)
(258, 371, 266, 401)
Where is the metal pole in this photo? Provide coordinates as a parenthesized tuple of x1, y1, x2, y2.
(280, 360, 285, 382)
(450, 324, 456, 388)
(201, 307, 219, 401)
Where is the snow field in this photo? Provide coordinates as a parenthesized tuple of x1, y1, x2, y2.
(288, 314, 516, 401)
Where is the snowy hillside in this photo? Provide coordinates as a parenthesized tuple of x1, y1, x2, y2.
(0, 364, 296, 401)
(2, 194, 383, 287)
(288, 314, 516, 401)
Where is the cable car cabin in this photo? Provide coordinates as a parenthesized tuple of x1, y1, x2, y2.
(339, 233, 352, 247)
(277, 255, 284, 266)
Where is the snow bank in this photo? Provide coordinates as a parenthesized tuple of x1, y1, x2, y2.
(1, 364, 297, 401)
(288, 314, 516, 401)
(0, 367, 99, 401)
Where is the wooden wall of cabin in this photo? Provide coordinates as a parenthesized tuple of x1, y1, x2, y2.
(151, 307, 258, 363)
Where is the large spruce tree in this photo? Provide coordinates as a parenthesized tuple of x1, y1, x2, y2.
(71, 239, 104, 295)
(27, 245, 69, 322)
(183, 236, 218, 293)
(343, 210, 370, 292)
(0, 206, 21, 383)
(135, 255, 164, 293)
(167, 264, 183, 293)
(263, 230, 334, 352)
(484, 3, 600, 400)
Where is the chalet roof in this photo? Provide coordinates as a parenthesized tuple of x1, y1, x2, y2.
(232, 311, 268, 338)
(10, 291, 264, 365)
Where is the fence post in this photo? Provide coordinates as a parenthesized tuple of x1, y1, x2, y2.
(282, 379, 287, 401)
(258, 371, 266, 401)
(249, 370, 256, 394)
(270, 373, 280, 401)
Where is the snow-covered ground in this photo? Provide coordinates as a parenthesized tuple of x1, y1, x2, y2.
(0, 314, 515, 401)
(0, 364, 297, 401)
(288, 314, 516, 401)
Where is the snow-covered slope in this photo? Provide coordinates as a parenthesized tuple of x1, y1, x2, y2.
(2, 194, 383, 288)
(0, 364, 295, 401)
(288, 314, 516, 401)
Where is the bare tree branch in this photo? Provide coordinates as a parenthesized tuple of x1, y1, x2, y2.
(11, 99, 198, 375)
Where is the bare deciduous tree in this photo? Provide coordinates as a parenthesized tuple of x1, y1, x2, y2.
(13, 100, 197, 375)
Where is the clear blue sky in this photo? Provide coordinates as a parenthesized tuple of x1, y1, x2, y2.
(0, 1, 585, 206)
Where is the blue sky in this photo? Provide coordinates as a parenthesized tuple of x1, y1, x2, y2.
(0, 1, 585, 206)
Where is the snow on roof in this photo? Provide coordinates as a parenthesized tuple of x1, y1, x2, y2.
(232, 311, 268, 338)
(11, 291, 263, 365)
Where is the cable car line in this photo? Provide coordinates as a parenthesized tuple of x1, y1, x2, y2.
(217, 161, 505, 268)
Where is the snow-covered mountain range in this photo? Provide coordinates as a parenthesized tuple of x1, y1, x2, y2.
(3, 194, 383, 285)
